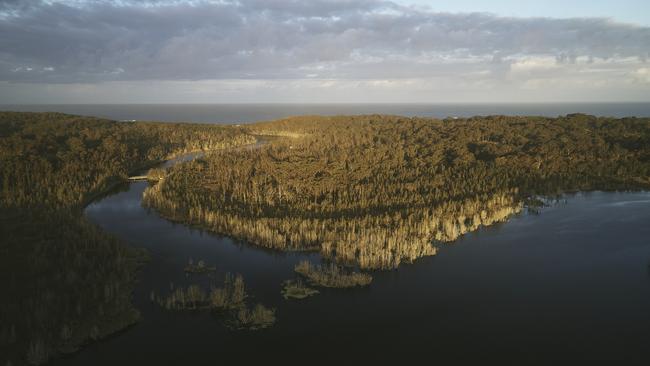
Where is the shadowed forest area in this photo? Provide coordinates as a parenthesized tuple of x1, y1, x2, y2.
(0, 112, 255, 365)
(144, 114, 650, 269)
(0, 209, 147, 366)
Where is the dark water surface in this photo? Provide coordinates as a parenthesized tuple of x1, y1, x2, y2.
(3, 103, 650, 123)
(59, 172, 650, 365)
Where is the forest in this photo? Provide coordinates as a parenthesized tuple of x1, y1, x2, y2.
(0, 112, 255, 365)
(0, 112, 255, 208)
(143, 114, 650, 269)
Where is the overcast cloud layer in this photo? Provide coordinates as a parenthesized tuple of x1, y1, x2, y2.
(1, 0, 649, 103)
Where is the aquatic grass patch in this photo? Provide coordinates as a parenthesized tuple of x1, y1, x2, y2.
(295, 261, 372, 288)
(281, 279, 320, 299)
(227, 304, 276, 330)
(154, 273, 246, 311)
(184, 258, 217, 274)
(152, 273, 276, 330)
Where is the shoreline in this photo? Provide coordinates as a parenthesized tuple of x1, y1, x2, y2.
(80, 137, 264, 209)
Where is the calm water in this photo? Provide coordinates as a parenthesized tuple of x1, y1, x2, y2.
(59, 173, 650, 364)
(2, 103, 650, 123)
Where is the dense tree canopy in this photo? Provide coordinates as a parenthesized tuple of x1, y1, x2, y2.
(0, 112, 254, 208)
(144, 114, 650, 269)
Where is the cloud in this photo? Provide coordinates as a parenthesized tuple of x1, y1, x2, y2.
(0, 0, 649, 84)
(632, 67, 650, 83)
(0, 0, 649, 103)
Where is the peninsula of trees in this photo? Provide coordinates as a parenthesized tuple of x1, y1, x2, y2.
(143, 114, 650, 269)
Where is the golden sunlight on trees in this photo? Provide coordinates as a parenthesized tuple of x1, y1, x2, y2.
(143, 114, 650, 269)
(294, 261, 372, 288)
(151, 273, 276, 330)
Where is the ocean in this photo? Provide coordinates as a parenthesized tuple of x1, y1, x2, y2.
(1, 103, 649, 123)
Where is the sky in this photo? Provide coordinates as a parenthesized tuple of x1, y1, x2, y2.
(396, 0, 650, 26)
(0, 0, 649, 104)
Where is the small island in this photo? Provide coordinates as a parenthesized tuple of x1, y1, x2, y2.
(281, 279, 320, 299)
(152, 273, 276, 330)
(184, 258, 217, 274)
(294, 261, 372, 288)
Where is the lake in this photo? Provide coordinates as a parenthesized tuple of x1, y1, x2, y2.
(3, 103, 650, 123)
(52, 173, 650, 364)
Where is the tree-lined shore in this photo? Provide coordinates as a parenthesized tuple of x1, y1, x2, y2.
(144, 114, 650, 269)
